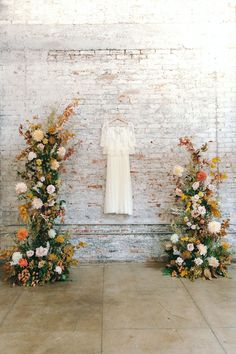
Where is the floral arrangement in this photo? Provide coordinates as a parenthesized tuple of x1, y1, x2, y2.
(0, 99, 86, 286)
(164, 137, 231, 280)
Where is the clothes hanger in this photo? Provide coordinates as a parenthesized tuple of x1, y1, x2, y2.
(109, 108, 128, 125)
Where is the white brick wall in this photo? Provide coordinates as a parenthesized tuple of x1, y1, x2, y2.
(0, 0, 236, 261)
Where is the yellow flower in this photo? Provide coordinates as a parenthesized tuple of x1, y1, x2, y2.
(212, 157, 221, 164)
(221, 242, 231, 250)
(27, 193, 33, 199)
(50, 159, 60, 170)
(198, 191, 204, 198)
(180, 269, 188, 278)
(36, 159, 42, 166)
(48, 253, 58, 261)
(43, 138, 48, 144)
(181, 194, 187, 201)
(55, 235, 64, 243)
(184, 216, 188, 223)
(180, 236, 189, 241)
(19, 205, 29, 222)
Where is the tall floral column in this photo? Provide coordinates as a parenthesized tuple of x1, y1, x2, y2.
(165, 137, 231, 280)
(1, 99, 85, 286)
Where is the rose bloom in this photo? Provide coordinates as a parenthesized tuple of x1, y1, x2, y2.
(26, 250, 34, 257)
(175, 257, 184, 266)
(17, 228, 28, 241)
(48, 229, 56, 239)
(194, 257, 203, 266)
(47, 184, 56, 195)
(198, 206, 206, 216)
(173, 165, 184, 177)
(208, 221, 221, 234)
(37, 143, 44, 150)
(18, 258, 28, 268)
(32, 129, 44, 142)
(197, 243, 207, 256)
(11, 252, 22, 265)
(32, 197, 43, 209)
(35, 246, 48, 258)
(170, 234, 179, 244)
(50, 159, 60, 170)
(187, 243, 194, 252)
(15, 182, 27, 195)
(58, 147, 66, 159)
(28, 151, 37, 161)
(55, 266, 62, 274)
(192, 181, 200, 190)
(208, 256, 219, 268)
(197, 170, 207, 181)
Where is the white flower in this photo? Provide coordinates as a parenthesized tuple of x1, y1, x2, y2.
(32, 129, 44, 142)
(51, 159, 60, 170)
(11, 252, 22, 265)
(187, 222, 192, 227)
(48, 229, 56, 239)
(175, 188, 183, 196)
(176, 257, 184, 266)
(191, 225, 197, 230)
(55, 266, 62, 274)
(32, 197, 43, 209)
(28, 151, 37, 161)
(208, 221, 221, 234)
(47, 184, 56, 195)
(187, 243, 194, 252)
(192, 182, 200, 190)
(58, 146, 66, 159)
(170, 234, 179, 244)
(173, 246, 181, 256)
(48, 200, 55, 207)
(208, 256, 219, 268)
(36, 181, 43, 188)
(40, 176, 45, 182)
(198, 206, 206, 216)
(194, 257, 203, 266)
(191, 209, 200, 218)
(197, 243, 208, 256)
(35, 246, 48, 257)
(208, 184, 216, 192)
(15, 182, 27, 195)
(191, 195, 200, 202)
(173, 165, 184, 177)
(26, 250, 34, 258)
(37, 143, 44, 150)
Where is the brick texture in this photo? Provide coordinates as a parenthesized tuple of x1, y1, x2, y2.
(0, 0, 236, 261)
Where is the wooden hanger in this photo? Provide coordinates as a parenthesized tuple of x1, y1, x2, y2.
(109, 108, 128, 125)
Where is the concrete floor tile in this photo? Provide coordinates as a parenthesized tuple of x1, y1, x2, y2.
(214, 327, 236, 354)
(103, 287, 207, 329)
(0, 330, 101, 354)
(102, 328, 225, 354)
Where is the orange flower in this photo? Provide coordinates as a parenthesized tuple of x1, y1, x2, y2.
(18, 258, 28, 267)
(197, 170, 207, 181)
(17, 228, 29, 241)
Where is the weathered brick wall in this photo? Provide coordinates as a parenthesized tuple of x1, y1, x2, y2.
(1, 0, 236, 261)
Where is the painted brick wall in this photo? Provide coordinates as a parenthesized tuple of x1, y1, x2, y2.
(0, 0, 236, 261)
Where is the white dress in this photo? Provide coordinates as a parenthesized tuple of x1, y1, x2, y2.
(101, 121, 136, 215)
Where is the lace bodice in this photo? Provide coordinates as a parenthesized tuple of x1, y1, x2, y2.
(100, 121, 136, 155)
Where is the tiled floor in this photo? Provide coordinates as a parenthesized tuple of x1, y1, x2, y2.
(0, 263, 236, 354)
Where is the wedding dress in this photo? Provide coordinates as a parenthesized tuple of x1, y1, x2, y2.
(101, 121, 136, 215)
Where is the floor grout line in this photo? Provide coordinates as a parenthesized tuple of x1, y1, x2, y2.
(101, 264, 105, 354)
(180, 279, 227, 354)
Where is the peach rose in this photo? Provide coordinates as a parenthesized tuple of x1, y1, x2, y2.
(17, 228, 29, 241)
(18, 258, 28, 267)
(197, 170, 207, 181)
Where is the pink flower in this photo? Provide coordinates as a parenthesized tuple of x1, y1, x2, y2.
(46, 184, 56, 195)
